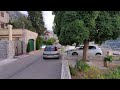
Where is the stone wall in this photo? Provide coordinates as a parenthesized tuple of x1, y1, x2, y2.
(0, 41, 8, 59)
(0, 40, 15, 60)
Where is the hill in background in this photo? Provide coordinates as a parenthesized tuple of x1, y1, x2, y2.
(7, 11, 27, 22)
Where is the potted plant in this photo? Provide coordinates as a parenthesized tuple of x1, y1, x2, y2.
(104, 55, 113, 67)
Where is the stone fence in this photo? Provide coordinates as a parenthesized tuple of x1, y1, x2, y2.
(0, 40, 15, 60)
(0, 41, 8, 59)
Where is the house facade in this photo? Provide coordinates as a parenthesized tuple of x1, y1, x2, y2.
(0, 29, 38, 53)
(44, 30, 54, 40)
(0, 11, 9, 29)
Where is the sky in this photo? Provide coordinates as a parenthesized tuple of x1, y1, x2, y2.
(19, 11, 55, 31)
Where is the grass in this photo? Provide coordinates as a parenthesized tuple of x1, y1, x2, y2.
(75, 60, 90, 72)
(70, 60, 120, 79)
(69, 65, 77, 76)
(103, 66, 120, 79)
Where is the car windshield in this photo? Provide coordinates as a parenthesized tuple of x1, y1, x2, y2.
(44, 47, 56, 51)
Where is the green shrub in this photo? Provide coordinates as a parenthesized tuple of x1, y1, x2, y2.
(27, 42, 30, 52)
(36, 36, 44, 50)
(75, 60, 90, 72)
(103, 66, 120, 79)
(44, 38, 56, 45)
(104, 55, 113, 62)
(83, 66, 104, 79)
(46, 39, 53, 45)
(69, 66, 77, 76)
(36, 37, 40, 50)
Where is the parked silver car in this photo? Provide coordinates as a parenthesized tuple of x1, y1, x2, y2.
(43, 45, 60, 59)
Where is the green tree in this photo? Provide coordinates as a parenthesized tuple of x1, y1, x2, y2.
(53, 11, 120, 61)
(43, 38, 56, 45)
(36, 36, 44, 50)
(36, 37, 40, 50)
(11, 16, 35, 32)
(28, 11, 45, 36)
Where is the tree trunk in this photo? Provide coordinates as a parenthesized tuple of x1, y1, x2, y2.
(82, 40, 89, 62)
(104, 61, 108, 67)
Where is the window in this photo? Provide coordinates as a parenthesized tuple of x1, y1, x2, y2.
(1, 23, 4, 28)
(79, 46, 84, 50)
(44, 46, 57, 51)
(45, 37, 47, 40)
(89, 46, 96, 49)
(1, 12, 4, 17)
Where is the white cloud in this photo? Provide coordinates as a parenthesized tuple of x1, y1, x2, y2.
(19, 11, 55, 31)
(19, 11, 28, 15)
(42, 11, 55, 31)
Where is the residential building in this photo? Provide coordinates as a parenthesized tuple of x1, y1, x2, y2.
(44, 30, 54, 40)
(0, 28, 38, 55)
(0, 11, 9, 29)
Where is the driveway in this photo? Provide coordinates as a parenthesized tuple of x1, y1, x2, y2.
(0, 51, 62, 79)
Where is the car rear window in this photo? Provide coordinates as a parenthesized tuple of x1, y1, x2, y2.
(44, 47, 57, 51)
(89, 46, 96, 49)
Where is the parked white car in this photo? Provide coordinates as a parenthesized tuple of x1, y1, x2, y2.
(67, 45, 103, 56)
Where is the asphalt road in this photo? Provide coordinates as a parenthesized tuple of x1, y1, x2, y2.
(0, 51, 62, 79)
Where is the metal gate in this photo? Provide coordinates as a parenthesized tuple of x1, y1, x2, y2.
(28, 39, 34, 51)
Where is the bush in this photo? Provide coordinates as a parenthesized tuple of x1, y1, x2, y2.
(46, 39, 53, 45)
(44, 38, 56, 45)
(27, 42, 30, 53)
(36, 36, 44, 50)
(103, 66, 120, 79)
(69, 66, 77, 76)
(75, 60, 90, 72)
(36, 37, 40, 50)
(104, 55, 113, 62)
(83, 66, 104, 79)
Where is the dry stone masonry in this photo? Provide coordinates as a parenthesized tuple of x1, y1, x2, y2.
(0, 41, 8, 59)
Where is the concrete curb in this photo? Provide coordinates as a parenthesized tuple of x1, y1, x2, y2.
(14, 54, 29, 59)
(61, 60, 71, 79)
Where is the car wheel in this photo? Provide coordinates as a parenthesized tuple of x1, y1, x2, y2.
(96, 53, 101, 55)
(57, 57, 59, 59)
(43, 57, 46, 59)
(72, 52, 78, 56)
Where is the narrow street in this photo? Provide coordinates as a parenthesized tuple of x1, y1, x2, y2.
(0, 51, 62, 79)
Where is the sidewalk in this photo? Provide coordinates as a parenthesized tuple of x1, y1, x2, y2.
(29, 50, 43, 55)
(14, 54, 29, 59)
(0, 58, 18, 67)
(14, 50, 43, 59)
(0, 50, 43, 67)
